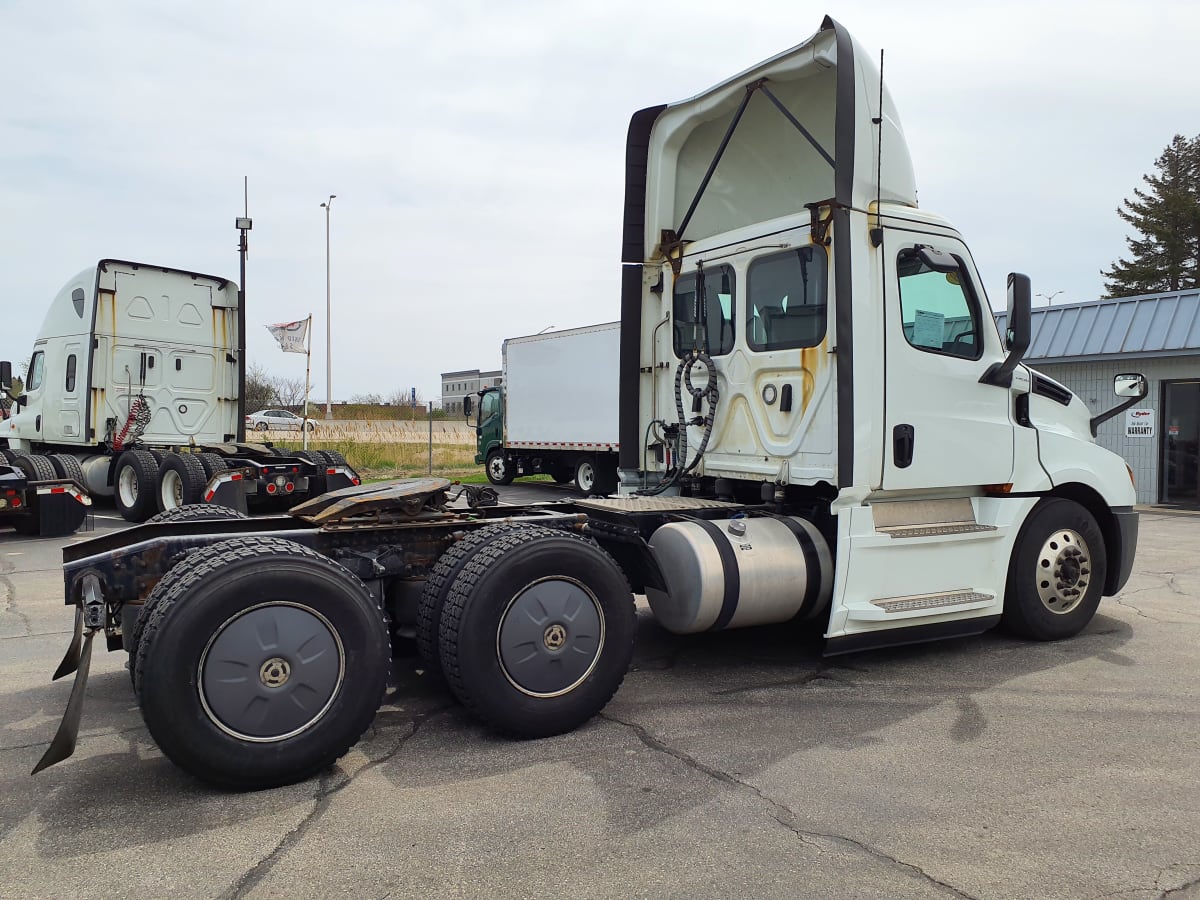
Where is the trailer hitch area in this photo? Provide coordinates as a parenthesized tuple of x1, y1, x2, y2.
(32, 574, 103, 775)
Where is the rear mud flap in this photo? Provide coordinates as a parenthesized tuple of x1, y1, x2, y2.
(32, 623, 97, 775)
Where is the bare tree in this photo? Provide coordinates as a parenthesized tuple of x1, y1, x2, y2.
(244, 362, 275, 413)
(273, 377, 308, 410)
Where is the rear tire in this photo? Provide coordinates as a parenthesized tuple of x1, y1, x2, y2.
(1002, 498, 1107, 641)
(156, 452, 207, 512)
(195, 452, 227, 480)
(136, 537, 390, 789)
(416, 523, 521, 677)
(485, 449, 514, 485)
(438, 526, 636, 737)
(47, 453, 85, 487)
(114, 449, 159, 522)
(574, 456, 617, 495)
(12, 453, 56, 483)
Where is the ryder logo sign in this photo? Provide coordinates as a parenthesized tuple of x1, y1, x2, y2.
(1125, 408, 1155, 438)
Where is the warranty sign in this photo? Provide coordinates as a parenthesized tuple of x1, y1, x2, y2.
(1125, 408, 1155, 438)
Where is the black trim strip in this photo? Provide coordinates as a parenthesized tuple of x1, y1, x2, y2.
(760, 513, 821, 618)
(619, 104, 667, 470)
(821, 16, 856, 488)
(823, 615, 1001, 657)
(690, 516, 740, 630)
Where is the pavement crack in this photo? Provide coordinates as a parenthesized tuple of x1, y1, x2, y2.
(1157, 861, 1200, 897)
(1, 574, 33, 637)
(601, 713, 976, 899)
(710, 668, 840, 696)
(1114, 595, 1160, 621)
(220, 706, 450, 899)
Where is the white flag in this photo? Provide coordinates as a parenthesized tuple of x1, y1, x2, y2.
(267, 318, 309, 354)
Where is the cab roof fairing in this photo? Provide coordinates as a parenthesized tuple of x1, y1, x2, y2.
(639, 19, 917, 260)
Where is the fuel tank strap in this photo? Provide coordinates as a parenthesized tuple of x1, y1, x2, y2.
(758, 513, 822, 619)
(684, 516, 741, 631)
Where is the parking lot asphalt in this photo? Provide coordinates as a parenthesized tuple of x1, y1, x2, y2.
(1, 492, 1198, 899)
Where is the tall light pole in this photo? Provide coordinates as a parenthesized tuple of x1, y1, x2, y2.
(320, 194, 336, 418)
(1036, 290, 1063, 306)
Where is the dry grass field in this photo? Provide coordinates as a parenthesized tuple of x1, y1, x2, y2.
(270, 421, 482, 481)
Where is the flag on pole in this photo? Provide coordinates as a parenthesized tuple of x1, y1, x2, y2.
(267, 317, 310, 354)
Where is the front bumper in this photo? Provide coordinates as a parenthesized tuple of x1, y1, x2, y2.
(1106, 506, 1139, 595)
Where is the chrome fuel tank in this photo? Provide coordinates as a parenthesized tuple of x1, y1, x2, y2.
(645, 515, 832, 634)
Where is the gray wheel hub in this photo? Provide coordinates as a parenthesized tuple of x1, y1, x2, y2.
(1036, 528, 1092, 615)
(488, 455, 506, 480)
(576, 462, 595, 492)
(199, 603, 345, 741)
(497, 577, 604, 698)
(118, 465, 139, 507)
(161, 469, 182, 508)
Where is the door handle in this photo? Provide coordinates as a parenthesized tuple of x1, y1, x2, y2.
(893, 424, 915, 468)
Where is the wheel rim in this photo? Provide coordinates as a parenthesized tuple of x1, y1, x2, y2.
(161, 469, 182, 508)
(256, 422, 267, 431)
(118, 464, 139, 508)
(1035, 528, 1092, 615)
(199, 602, 345, 742)
(496, 576, 604, 698)
(577, 462, 595, 492)
(488, 455, 506, 480)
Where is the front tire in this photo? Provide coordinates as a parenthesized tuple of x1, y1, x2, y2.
(438, 526, 636, 738)
(135, 537, 390, 789)
(485, 449, 514, 486)
(1002, 498, 1107, 641)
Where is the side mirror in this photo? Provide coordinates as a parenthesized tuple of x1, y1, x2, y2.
(0, 360, 10, 393)
(1090, 372, 1149, 437)
(1114, 373, 1147, 399)
(1004, 273, 1032, 357)
(463, 395, 474, 418)
(979, 273, 1032, 388)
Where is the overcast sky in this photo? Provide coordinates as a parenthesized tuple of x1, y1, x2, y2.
(2, 0, 1197, 406)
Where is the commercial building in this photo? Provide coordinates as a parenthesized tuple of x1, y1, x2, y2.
(998, 289, 1200, 506)
(441, 368, 501, 415)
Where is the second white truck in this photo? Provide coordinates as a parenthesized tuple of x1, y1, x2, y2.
(0, 260, 357, 520)
(469, 322, 621, 494)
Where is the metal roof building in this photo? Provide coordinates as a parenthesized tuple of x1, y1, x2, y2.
(997, 290, 1200, 506)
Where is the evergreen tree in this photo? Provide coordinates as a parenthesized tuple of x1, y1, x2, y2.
(1102, 134, 1200, 298)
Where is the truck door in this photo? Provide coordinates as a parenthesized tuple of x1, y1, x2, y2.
(882, 236, 1014, 490)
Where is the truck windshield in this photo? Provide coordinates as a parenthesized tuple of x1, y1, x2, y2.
(673, 264, 734, 358)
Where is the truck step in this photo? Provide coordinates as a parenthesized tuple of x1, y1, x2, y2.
(871, 498, 997, 539)
(872, 590, 993, 613)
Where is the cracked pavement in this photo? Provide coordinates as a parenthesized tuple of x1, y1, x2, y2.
(1, 502, 1198, 899)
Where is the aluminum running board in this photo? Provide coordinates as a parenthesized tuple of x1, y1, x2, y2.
(845, 589, 995, 622)
(870, 498, 997, 539)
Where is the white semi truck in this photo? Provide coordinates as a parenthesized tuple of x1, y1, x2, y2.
(0, 260, 357, 520)
(470, 322, 621, 494)
(35, 18, 1144, 791)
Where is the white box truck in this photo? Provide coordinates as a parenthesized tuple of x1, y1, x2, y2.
(470, 322, 621, 493)
(35, 18, 1146, 791)
(0, 260, 356, 521)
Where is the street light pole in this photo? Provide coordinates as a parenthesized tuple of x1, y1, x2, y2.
(320, 194, 336, 418)
(1036, 290, 1064, 306)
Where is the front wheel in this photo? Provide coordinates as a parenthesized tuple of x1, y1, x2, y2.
(135, 537, 390, 789)
(485, 449, 514, 485)
(1002, 498, 1107, 641)
(254, 421, 268, 432)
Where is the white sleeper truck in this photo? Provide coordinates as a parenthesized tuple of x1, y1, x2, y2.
(470, 322, 621, 494)
(0, 260, 357, 521)
(34, 18, 1142, 791)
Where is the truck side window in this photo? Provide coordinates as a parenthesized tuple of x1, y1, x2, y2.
(65, 354, 77, 392)
(747, 246, 828, 351)
(480, 391, 499, 422)
(27, 351, 45, 392)
(673, 264, 734, 358)
(896, 249, 981, 360)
